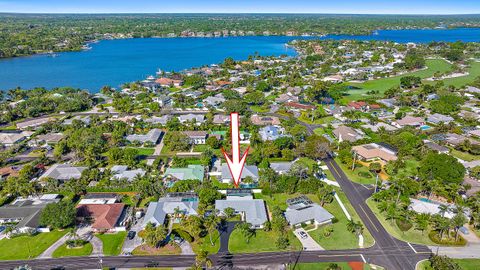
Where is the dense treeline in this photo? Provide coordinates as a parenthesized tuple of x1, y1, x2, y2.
(2, 13, 480, 58)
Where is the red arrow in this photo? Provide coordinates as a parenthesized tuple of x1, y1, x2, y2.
(222, 112, 249, 188)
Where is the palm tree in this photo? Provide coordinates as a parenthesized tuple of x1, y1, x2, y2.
(438, 205, 449, 218)
(451, 213, 467, 241)
(235, 222, 256, 244)
(347, 220, 363, 237)
(204, 211, 221, 246)
(415, 213, 430, 235)
(194, 249, 213, 270)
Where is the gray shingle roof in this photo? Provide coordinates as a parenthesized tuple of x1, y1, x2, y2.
(40, 164, 87, 180)
(215, 196, 267, 227)
(126, 129, 162, 144)
(221, 164, 259, 181)
(143, 195, 199, 227)
(285, 204, 334, 225)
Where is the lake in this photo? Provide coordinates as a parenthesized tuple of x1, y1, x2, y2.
(1, 28, 480, 92)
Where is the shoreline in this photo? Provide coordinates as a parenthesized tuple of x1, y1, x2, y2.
(3, 26, 480, 61)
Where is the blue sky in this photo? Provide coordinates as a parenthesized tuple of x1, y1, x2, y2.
(1, 0, 479, 14)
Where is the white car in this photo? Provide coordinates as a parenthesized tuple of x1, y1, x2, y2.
(299, 231, 308, 239)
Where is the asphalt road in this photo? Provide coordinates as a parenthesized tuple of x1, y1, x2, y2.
(324, 158, 432, 270)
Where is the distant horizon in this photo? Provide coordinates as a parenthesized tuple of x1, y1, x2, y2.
(1, 0, 480, 15)
(2, 12, 480, 16)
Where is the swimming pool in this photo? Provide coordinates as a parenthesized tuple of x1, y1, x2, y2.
(420, 125, 431, 131)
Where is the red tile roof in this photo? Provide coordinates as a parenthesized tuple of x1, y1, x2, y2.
(76, 203, 125, 230)
(348, 101, 367, 109)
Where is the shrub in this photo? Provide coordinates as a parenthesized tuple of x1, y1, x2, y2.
(358, 171, 373, 178)
(172, 228, 194, 243)
(396, 219, 413, 232)
(428, 231, 467, 246)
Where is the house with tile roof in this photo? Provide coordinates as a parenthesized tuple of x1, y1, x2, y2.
(126, 129, 162, 145)
(76, 203, 126, 232)
(221, 164, 259, 184)
(352, 143, 398, 163)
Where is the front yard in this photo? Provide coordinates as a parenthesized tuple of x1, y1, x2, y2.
(228, 228, 302, 253)
(97, 232, 127, 255)
(52, 242, 93, 258)
(0, 230, 67, 260)
(334, 158, 377, 185)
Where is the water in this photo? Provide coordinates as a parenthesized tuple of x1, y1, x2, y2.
(1, 28, 480, 92)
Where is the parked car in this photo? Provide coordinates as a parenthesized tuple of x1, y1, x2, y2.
(299, 231, 308, 239)
(127, 231, 136, 240)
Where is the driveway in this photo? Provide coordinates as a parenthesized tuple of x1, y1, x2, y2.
(122, 218, 144, 253)
(294, 228, 324, 251)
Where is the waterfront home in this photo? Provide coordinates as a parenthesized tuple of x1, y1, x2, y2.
(182, 131, 208, 145)
(0, 194, 61, 233)
(126, 129, 162, 145)
(178, 114, 206, 125)
(111, 165, 146, 182)
(221, 164, 259, 184)
(143, 192, 199, 228)
(333, 126, 365, 143)
(352, 143, 398, 163)
(215, 190, 268, 229)
(259, 125, 288, 141)
(40, 164, 87, 181)
(164, 165, 205, 184)
(284, 196, 334, 228)
(426, 113, 454, 125)
(155, 77, 183, 87)
(250, 115, 281, 126)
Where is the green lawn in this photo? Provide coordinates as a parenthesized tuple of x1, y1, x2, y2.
(417, 259, 480, 270)
(255, 190, 374, 250)
(228, 229, 302, 253)
(52, 242, 93, 258)
(348, 59, 452, 100)
(334, 158, 377, 185)
(97, 232, 127, 256)
(251, 105, 271, 113)
(450, 149, 480, 162)
(298, 113, 334, 125)
(190, 230, 221, 254)
(126, 147, 155, 156)
(366, 198, 435, 245)
(0, 230, 67, 260)
(309, 189, 374, 250)
(438, 61, 480, 88)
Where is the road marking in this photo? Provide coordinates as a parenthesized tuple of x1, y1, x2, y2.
(407, 242, 417, 253)
(360, 254, 367, 263)
(318, 254, 360, 258)
(359, 205, 379, 232)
